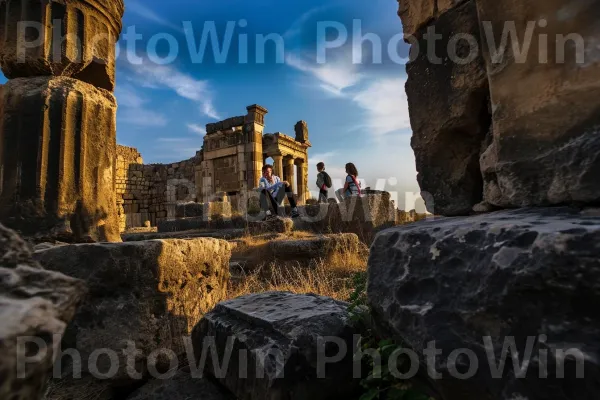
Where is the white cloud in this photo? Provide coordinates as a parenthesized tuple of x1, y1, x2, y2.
(127, 1, 183, 32)
(116, 85, 168, 127)
(351, 78, 411, 136)
(131, 63, 221, 120)
(187, 123, 207, 136)
(285, 52, 362, 97)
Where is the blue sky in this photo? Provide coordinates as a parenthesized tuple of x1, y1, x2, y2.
(0, 0, 422, 209)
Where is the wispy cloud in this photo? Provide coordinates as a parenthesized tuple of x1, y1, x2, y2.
(283, 6, 331, 39)
(187, 123, 207, 136)
(127, 1, 183, 32)
(129, 63, 221, 120)
(286, 52, 362, 97)
(116, 85, 168, 127)
(352, 78, 411, 136)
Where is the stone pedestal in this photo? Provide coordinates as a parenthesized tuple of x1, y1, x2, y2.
(0, 76, 120, 242)
(0, 0, 125, 91)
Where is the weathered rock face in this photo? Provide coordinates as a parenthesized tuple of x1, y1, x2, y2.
(0, 0, 125, 91)
(0, 223, 85, 400)
(403, 0, 490, 216)
(478, 0, 600, 208)
(399, 0, 600, 214)
(368, 208, 600, 400)
(126, 368, 234, 400)
(0, 76, 119, 242)
(192, 292, 358, 400)
(34, 238, 231, 398)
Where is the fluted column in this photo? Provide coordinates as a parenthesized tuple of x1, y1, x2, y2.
(284, 157, 295, 193)
(273, 155, 283, 178)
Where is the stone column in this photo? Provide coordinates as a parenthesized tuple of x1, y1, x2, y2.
(0, 0, 125, 242)
(296, 159, 306, 204)
(284, 157, 295, 194)
(244, 105, 268, 190)
(273, 155, 284, 178)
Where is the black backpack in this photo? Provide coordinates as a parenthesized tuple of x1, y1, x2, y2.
(322, 172, 332, 188)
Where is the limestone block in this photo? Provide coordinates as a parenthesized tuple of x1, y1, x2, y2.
(405, 1, 490, 215)
(0, 76, 120, 242)
(34, 238, 231, 398)
(268, 233, 360, 261)
(0, 223, 85, 400)
(368, 208, 600, 400)
(247, 216, 293, 235)
(0, 0, 125, 91)
(191, 292, 358, 400)
(477, 0, 600, 208)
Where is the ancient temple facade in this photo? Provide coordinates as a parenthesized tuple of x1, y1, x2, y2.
(200, 105, 311, 205)
(113, 105, 311, 231)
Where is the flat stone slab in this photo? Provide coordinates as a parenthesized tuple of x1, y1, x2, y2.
(369, 207, 600, 400)
(191, 292, 358, 400)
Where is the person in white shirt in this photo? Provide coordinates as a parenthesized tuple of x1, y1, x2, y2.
(258, 164, 300, 219)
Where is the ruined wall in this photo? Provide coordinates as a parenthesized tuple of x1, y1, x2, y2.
(400, 0, 600, 215)
(116, 145, 199, 231)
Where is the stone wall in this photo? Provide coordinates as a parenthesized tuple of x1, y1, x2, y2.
(116, 145, 199, 231)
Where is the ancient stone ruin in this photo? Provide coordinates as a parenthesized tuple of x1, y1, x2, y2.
(0, 0, 124, 242)
(0, 1, 599, 400)
(116, 105, 312, 231)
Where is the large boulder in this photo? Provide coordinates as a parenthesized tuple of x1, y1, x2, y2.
(0, 76, 120, 242)
(191, 292, 358, 400)
(0, 223, 85, 400)
(34, 238, 231, 398)
(0, 0, 124, 91)
(368, 208, 600, 400)
(404, 0, 490, 216)
(478, 0, 600, 208)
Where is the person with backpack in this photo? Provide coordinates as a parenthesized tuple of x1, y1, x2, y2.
(335, 162, 361, 202)
(316, 162, 332, 203)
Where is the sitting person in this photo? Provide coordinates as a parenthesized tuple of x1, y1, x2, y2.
(335, 162, 361, 202)
(258, 164, 300, 219)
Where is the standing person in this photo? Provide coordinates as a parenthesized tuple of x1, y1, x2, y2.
(315, 162, 332, 203)
(335, 162, 361, 202)
(258, 164, 300, 219)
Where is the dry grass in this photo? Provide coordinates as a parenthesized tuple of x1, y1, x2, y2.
(229, 235, 369, 302)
